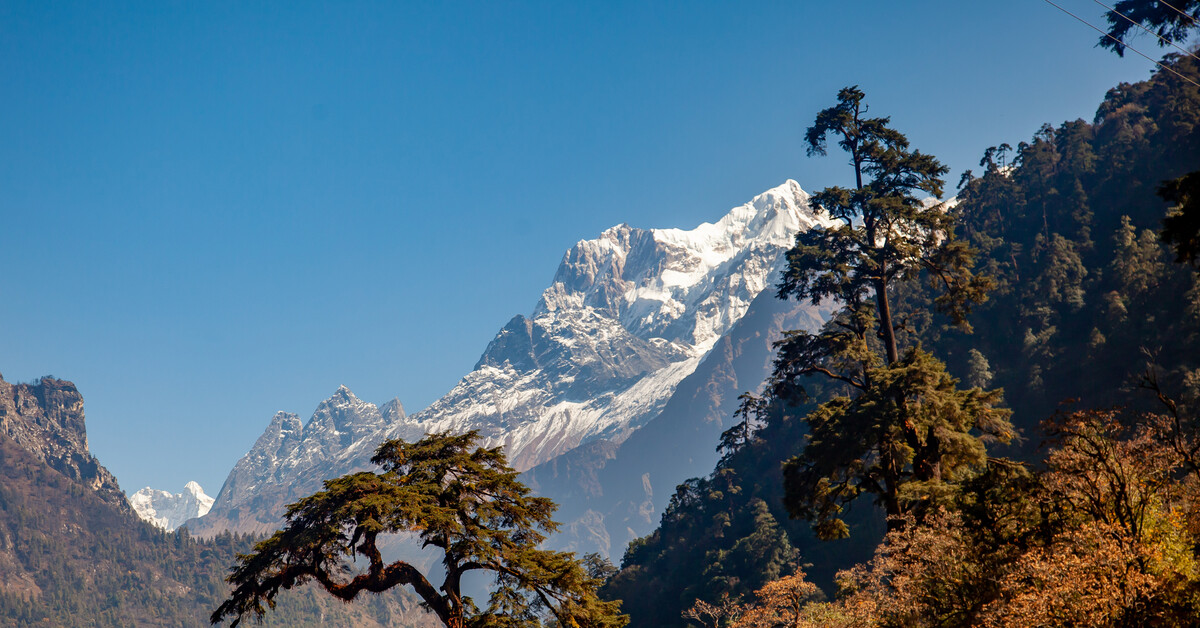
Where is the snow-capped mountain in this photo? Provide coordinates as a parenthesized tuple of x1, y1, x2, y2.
(129, 481, 214, 531)
(187, 180, 833, 537)
(396, 179, 828, 470)
(188, 389, 412, 535)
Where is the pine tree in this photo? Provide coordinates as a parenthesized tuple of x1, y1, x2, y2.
(1099, 1, 1200, 57)
(1161, 171, 1200, 269)
(211, 431, 628, 628)
(770, 87, 1012, 538)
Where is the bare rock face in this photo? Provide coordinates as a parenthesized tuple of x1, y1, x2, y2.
(404, 180, 831, 470)
(0, 373, 129, 513)
(186, 389, 422, 536)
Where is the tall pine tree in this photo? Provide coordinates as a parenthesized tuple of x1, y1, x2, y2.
(771, 87, 1012, 538)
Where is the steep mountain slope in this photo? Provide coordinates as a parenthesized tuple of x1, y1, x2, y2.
(188, 389, 412, 536)
(400, 179, 827, 469)
(0, 374, 128, 513)
(189, 180, 832, 538)
(522, 285, 831, 557)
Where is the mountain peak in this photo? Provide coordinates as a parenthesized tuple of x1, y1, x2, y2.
(417, 181, 831, 469)
(534, 180, 827, 352)
(315, 385, 368, 413)
(381, 397, 407, 420)
(130, 481, 214, 531)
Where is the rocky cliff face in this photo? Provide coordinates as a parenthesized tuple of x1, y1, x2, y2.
(187, 389, 413, 536)
(189, 181, 833, 539)
(0, 373, 129, 513)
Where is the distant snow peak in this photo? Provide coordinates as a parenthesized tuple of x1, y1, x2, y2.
(129, 481, 214, 531)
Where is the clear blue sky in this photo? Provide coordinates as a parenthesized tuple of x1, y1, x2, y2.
(0, 1, 1164, 495)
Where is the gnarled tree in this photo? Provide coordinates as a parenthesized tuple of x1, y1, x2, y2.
(210, 431, 628, 628)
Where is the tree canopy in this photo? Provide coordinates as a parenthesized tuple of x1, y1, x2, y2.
(1161, 170, 1200, 268)
(1100, 0, 1200, 57)
(210, 431, 628, 628)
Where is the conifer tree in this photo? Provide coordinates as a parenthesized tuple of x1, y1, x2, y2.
(1100, 0, 1200, 57)
(1161, 171, 1200, 268)
(782, 86, 991, 361)
(210, 431, 628, 628)
(771, 87, 1011, 538)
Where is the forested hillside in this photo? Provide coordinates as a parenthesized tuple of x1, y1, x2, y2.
(604, 51, 1200, 627)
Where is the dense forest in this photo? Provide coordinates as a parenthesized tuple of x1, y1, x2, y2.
(603, 50, 1200, 627)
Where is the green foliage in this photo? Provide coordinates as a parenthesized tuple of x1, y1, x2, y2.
(771, 87, 1012, 538)
(943, 52, 1200, 435)
(782, 348, 1011, 539)
(1161, 171, 1200, 268)
(965, 349, 993, 389)
(602, 461, 809, 628)
(213, 431, 627, 628)
(783, 86, 989, 362)
(1099, 1, 1200, 57)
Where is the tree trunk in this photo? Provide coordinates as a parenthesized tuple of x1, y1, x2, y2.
(884, 474, 903, 533)
(873, 278, 899, 364)
(913, 426, 942, 483)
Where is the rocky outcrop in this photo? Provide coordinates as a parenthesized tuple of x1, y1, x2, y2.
(185, 388, 419, 536)
(0, 372, 129, 513)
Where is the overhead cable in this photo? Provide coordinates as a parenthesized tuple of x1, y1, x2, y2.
(1041, 0, 1200, 90)
(1158, 0, 1199, 28)
(1093, 0, 1200, 62)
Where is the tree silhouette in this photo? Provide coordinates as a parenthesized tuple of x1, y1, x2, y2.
(1099, 0, 1200, 57)
(211, 431, 627, 628)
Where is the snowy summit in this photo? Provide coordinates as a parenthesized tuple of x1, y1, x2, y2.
(129, 481, 215, 531)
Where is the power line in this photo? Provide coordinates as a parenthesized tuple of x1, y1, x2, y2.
(1041, 0, 1200, 90)
(1093, 0, 1200, 62)
(1158, 0, 1199, 28)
